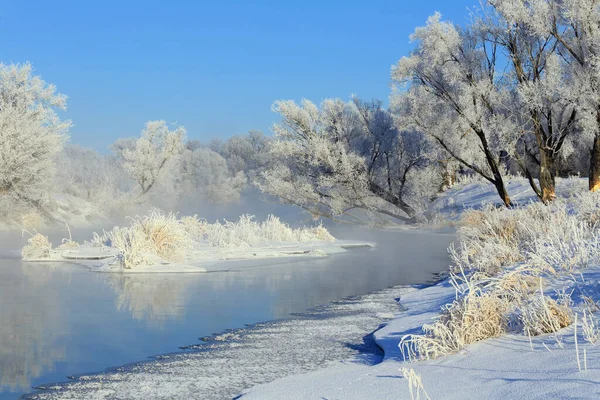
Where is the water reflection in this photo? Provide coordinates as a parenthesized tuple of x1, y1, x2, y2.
(107, 274, 191, 322)
(0, 262, 68, 393)
(0, 229, 454, 400)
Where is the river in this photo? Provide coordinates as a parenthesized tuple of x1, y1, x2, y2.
(0, 228, 454, 399)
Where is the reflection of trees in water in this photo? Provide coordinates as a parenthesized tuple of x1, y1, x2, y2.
(107, 275, 192, 322)
(0, 262, 67, 392)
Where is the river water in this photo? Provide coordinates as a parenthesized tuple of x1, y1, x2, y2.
(0, 228, 454, 399)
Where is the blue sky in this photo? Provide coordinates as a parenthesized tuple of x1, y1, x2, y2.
(2, 0, 477, 150)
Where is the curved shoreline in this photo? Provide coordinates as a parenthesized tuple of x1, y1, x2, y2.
(22, 282, 427, 400)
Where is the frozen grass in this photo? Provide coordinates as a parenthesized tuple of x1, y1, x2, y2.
(21, 233, 53, 260)
(107, 225, 155, 269)
(521, 291, 572, 336)
(101, 210, 193, 269)
(401, 368, 432, 400)
(581, 310, 600, 345)
(134, 209, 192, 262)
(82, 210, 336, 269)
(401, 195, 600, 361)
(457, 195, 600, 277)
(182, 214, 334, 247)
(400, 267, 574, 361)
(400, 270, 509, 361)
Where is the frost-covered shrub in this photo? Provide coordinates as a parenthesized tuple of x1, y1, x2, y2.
(106, 209, 192, 269)
(181, 214, 334, 248)
(56, 239, 79, 251)
(401, 286, 508, 360)
(521, 293, 572, 336)
(108, 226, 154, 269)
(457, 199, 600, 276)
(21, 233, 53, 260)
(133, 209, 192, 262)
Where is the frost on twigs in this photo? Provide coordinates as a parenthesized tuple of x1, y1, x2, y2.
(21, 233, 53, 260)
(401, 367, 432, 400)
(107, 209, 192, 269)
(400, 277, 508, 361)
(90, 210, 336, 269)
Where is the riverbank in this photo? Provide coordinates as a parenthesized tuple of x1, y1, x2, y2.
(241, 270, 600, 399)
(243, 177, 600, 399)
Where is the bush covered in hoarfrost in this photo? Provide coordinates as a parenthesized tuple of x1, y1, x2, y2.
(182, 214, 334, 247)
(21, 233, 53, 260)
(88, 210, 335, 269)
(402, 194, 600, 361)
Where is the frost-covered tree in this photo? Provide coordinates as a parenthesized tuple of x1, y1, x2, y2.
(0, 63, 70, 220)
(482, 1, 579, 202)
(115, 121, 185, 200)
(545, 0, 600, 191)
(260, 98, 432, 223)
(493, 0, 600, 191)
(218, 130, 272, 179)
(178, 147, 247, 204)
(55, 144, 130, 213)
(392, 13, 515, 207)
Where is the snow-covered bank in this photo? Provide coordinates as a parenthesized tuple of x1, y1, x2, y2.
(242, 269, 600, 399)
(242, 178, 600, 399)
(22, 211, 373, 273)
(26, 240, 374, 274)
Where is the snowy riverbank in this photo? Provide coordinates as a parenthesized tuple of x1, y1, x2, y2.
(242, 270, 600, 399)
(243, 178, 600, 399)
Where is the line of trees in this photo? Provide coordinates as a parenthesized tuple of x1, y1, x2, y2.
(0, 63, 273, 224)
(4, 1, 600, 226)
(393, 1, 600, 205)
(260, 0, 600, 222)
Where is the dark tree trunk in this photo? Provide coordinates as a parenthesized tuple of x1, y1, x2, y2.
(590, 127, 600, 192)
(481, 136, 512, 208)
(368, 182, 415, 220)
(539, 148, 556, 203)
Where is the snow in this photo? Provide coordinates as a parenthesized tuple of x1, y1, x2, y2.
(23, 240, 373, 274)
(433, 176, 586, 214)
(23, 178, 599, 399)
(241, 268, 600, 400)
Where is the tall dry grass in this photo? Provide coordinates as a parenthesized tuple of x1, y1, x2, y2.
(401, 195, 600, 361)
(88, 210, 335, 269)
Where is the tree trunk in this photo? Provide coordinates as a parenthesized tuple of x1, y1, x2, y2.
(539, 148, 556, 203)
(368, 182, 415, 220)
(590, 133, 600, 192)
(491, 177, 511, 208)
(481, 137, 512, 208)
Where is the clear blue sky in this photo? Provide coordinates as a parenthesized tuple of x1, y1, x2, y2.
(1, 0, 477, 150)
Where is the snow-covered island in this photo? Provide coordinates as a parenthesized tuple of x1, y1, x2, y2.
(21, 210, 373, 273)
